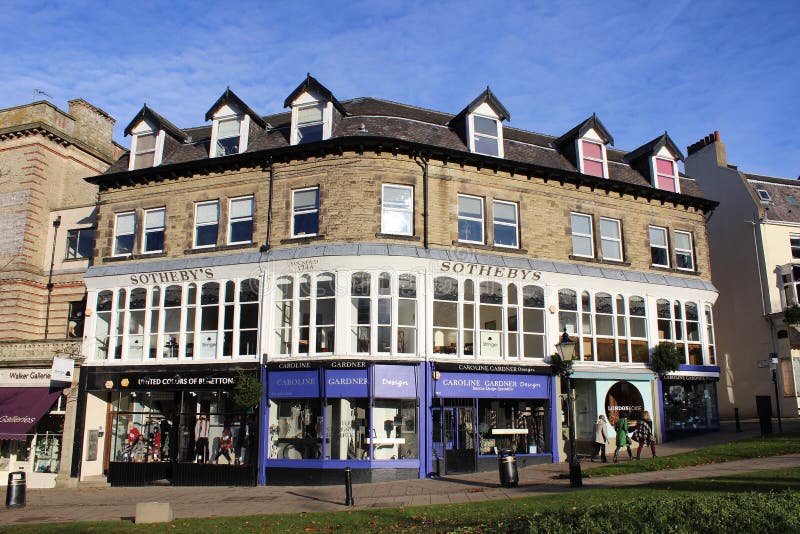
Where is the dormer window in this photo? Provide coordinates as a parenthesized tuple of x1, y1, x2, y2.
(132, 131, 158, 169)
(214, 116, 243, 157)
(655, 157, 678, 193)
(580, 140, 607, 178)
(471, 115, 501, 157)
(296, 103, 325, 144)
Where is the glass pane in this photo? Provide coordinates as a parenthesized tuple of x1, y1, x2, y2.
(649, 227, 667, 246)
(351, 273, 371, 296)
(196, 202, 219, 224)
(115, 235, 134, 255)
(136, 132, 157, 152)
(480, 282, 502, 304)
(398, 299, 416, 325)
(399, 275, 416, 298)
(651, 247, 668, 266)
(384, 186, 412, 209)
(473, 115, 498, 136)
(571, 213, 591, 235)
(433, 301, 457, 328)
(458, 219, 483, 242)
(294, 189, 319, 211)
(135, 151, 155, 169)
(145, 209, 165, 230)
(582, 140, 603, 159)
(317, 274, 336, 297)
(676, 252, 693, 270)
(656, 158, 674, 175)
(474, 135, 499, 156)
(599, 218, 619, 239)
(523, 285, 544, 308)
(293, 212, 318, 236)
(493, 202, 516, 224)
(559, 289, 577, 310)
(434, 277, 458, 300)
(116, 213, 135, 234)
(494, 224, 517, 247)
(583, 159, 604, 177)
(217, 117, 240, 138)
(382, 210, 413, 235)
(298, 123, 323, 144)
(230, 197, 253, 219)
(572, 235, 593, 256)
(601, 239, 622, 261)
(195, 224, 218, 247)
(458, 196, 483, 218)
(230, 220, 253, 243)
(298, 105, 323, 124)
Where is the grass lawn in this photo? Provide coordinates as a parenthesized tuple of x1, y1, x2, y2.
(581, 431, 800, 477)
(4, 467, 800, 534)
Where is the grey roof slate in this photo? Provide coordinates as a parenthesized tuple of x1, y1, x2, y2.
(578, 265, 604, 278)
(357, 243, 388, 256)
(600, 268, 627, 281)
(323, 244, 357, 256)
(623, 271, 647, 283)
(554, 263, 582, 275)
(266, 248, 297, 261)
(746, 174, 800, 224)
(644, 273, 669, 285)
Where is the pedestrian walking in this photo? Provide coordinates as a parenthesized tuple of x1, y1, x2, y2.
(613, 411, 633, 462)
(590, 414, 610, 462)
(633, 410, 657, 459)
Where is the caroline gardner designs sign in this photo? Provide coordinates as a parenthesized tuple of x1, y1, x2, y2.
(373, 365, 417, 398)
(435, 372, 549, 399)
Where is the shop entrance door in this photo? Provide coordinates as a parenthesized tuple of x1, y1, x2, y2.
(433, 399, 476, 474)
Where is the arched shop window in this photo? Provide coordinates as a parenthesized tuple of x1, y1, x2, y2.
(705, 304, 716, 365)
(91, 278, 260, 361)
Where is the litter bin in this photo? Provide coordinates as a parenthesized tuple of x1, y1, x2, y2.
(756, 395, 773, 436)
(6, 471, 26, 508)
(497, 449, 518, 487)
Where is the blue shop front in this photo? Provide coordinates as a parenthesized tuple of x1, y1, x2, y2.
(262, 361, 424, 485)
(428, 363, 557, 475)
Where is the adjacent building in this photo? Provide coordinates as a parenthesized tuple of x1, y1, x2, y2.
(0, 99, 120, 487)
(686, 132, 800, 422)
(73, 76, 719, 486)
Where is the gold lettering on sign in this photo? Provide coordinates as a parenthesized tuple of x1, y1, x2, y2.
(440, 261, 541, 281)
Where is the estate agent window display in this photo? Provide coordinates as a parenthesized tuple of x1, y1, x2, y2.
(109, 390, 253, 466)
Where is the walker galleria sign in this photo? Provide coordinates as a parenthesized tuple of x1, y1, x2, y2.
(440, 261, 541, 281)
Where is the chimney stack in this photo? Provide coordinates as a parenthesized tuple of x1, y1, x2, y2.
(687, 130, 721, 156)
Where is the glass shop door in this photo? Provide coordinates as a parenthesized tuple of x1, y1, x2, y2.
(433, 399, 476, 474)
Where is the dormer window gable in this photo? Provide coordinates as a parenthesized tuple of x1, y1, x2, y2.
(124, 104, 186, 171)
(624, 132, 684, 194)
(553, 114, 614, 179)
(450, 87, 510, 158)
(205, 88, 266, 158)
(284, 74, 346, 146)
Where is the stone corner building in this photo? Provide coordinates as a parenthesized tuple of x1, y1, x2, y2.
(0, 99, 121, 487)
(75, 76, 719, 487)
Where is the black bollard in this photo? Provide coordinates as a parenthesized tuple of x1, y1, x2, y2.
(734, 408, 741, 433)
(6, 471, 26, 508)
(344, 467, 354, 506)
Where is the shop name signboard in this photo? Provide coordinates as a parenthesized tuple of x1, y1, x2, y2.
(373, 365, 417, 398)
(0, 369, 52, 387)
(129, 268, 215, 285)
(268, 360, 368, 370)
(326, 369, 369, 397)
(269, 370, 319, 398)
(440, 261, 541, 281)
(435, 362, 544, 375)
(131, 375, 235, 387)
(435, 372, 549, 399)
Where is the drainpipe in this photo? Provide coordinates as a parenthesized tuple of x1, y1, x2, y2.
(44, 215, 61, 339)
(264, 157, 274, 251)
(414, 153, 429, 249)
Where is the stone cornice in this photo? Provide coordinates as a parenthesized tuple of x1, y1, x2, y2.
(0, 121, 117, 164)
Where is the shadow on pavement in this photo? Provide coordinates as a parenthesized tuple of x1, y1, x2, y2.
(285, 491, 346, 507)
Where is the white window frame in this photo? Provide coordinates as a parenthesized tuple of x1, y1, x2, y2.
(381, 184, 414, 236)
(289, 96, 332, 146)
(210, 114, 249, 157)
(291, 187, 320, 238)
(791, 235, 800, 259)
(113, 211, 135, 257)
(492, 200, 519, 249)
(570, 212, 594, 258)
(674, 230, 695, 271)
(469, 114, 504, 158)
(599, 217, 623, 261)
(128, 129, 164, 170)
(457, 194, 485, 244)
(142, 207, 166, 254)
(228, 195, 254, 245)
(295, 102, 325, 145)
(652, 156, 681, 193)
(577, 138, 608, 178)
(756, 189, 772, 202)
(193, 200, 219, 249)
(649, 225, 670, 268)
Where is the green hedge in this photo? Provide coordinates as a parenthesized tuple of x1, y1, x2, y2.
(511, 492, 800, 534)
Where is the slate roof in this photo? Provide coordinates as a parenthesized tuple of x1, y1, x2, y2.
(746, 173, 800, 224)
(123, 104, 187, 141)
(101, 92, 709, 203)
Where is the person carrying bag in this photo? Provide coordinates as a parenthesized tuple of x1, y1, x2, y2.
(613, 412, 633, 462)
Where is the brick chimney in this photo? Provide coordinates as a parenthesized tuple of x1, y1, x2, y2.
(67, 99, 116, 159)
(686, 130, 727, 168)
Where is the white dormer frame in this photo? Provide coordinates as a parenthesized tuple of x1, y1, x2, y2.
(289, 91, 333, 145)
(128, 121, 165, 170)
(651, 146, 681, 194)
(467, 102, 504, 158)
(209, 104, 250, 158)
(575, 128, 609, 179)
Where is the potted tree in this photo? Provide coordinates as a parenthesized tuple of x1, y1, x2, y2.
(650, 342, 682, 375)
(233, 371, 263, 413)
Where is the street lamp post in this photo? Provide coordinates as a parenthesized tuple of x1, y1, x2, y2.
(556, 329, 582, 488)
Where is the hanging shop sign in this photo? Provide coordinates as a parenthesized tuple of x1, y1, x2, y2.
(435, 372, 549, 399)
(325, 369, 369, 398)
(268, 371, 319, 398)
(50, 357, 75, 383)
(373, 365, 417, 398)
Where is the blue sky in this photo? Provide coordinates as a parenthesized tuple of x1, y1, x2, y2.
(2, 0, 798, 178)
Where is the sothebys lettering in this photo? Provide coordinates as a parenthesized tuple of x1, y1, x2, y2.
(130, 268, 214, 285)
(440, 261, 541, 281)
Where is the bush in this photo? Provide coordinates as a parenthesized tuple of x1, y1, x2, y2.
(650, 342, 682, 374)
(233, 371, 262, 411)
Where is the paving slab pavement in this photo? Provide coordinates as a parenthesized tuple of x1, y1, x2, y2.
(2, 419, 798, 526)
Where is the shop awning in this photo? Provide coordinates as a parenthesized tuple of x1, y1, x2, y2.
(0, 387, 62, 440)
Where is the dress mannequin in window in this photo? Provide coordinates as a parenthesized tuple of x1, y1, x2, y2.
(195, 414, 209, 464)
(288, 403, 302, 438)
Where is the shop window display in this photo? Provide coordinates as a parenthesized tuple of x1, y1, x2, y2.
(371, 399, 418, 459)
(109, 391, 254, 465)
(0, 395, 66, 475)
(663, 381, 717, 430)
(325, 398, 370, 460)
(477, 399, 548, 455)
(268, 399, 323, 459)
